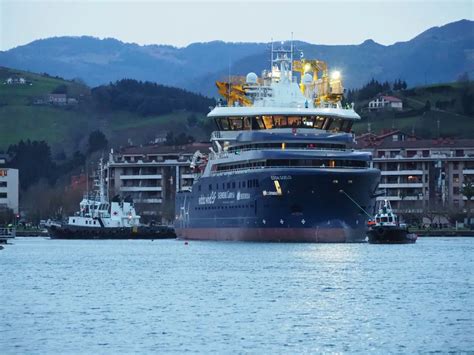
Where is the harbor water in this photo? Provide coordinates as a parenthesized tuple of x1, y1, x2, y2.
(1, 237, 473, 353)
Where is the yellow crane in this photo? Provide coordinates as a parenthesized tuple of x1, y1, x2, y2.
(292, 59, 344, 105)
(216, 77, 252, 107)
(215, 59, 344, 107)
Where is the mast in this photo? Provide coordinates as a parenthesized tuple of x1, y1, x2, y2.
(271, 39, 293, 84)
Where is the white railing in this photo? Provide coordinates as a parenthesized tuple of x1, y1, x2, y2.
(380, 170, 424, 176)
(211, 165, 368, 175)
(379, 183, 423, 188)
(209, 146, 351, 160)
(120, 186, 163, 192)
(120, 174, 163, 180)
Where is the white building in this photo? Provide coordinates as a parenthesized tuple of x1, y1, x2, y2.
(368, 95, 403, 111)
(5, 77, 26, 85)
(357, 132, 474, 214)
(0, 168, 19, 214)
(107, 143, 210, 222)
(49, 94, 67, 105)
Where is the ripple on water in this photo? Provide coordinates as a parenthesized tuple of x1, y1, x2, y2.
(0, 237, 473, 353)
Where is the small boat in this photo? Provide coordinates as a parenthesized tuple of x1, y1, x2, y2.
(48, 159, 175, 240)
(0, 226, 15, 244)
(367, 199, 417, 244)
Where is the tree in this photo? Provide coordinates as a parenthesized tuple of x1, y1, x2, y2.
(424, 100, 431, 111)
(0, 207, 14, 225)
(187, 114, 198, 127)
(461, 180, 474, 226)
(87, 130, 108, 154)
(52, 84, 68, 95)
(90, 79, 215, 116)
(7, 140, 56, 190)
(457, 72, 470, 83)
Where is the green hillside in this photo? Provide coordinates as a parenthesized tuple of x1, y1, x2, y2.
(1, 67, 473, 155)
(0, 67, 211, 154)
(352, 81, 474, 138)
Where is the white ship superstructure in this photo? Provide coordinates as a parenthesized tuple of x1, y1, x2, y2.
(175, 42, 380, 242)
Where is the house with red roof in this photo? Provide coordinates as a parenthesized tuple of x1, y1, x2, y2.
(368, 95, 403, 111)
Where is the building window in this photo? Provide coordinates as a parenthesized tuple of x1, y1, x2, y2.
(0, 192, 7, 198)
(453, 187, 460, 195)
(0, 181, 7, 187)
(453, 174, 459, 183)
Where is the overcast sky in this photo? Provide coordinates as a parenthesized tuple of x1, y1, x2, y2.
(0, 0, 472, 51)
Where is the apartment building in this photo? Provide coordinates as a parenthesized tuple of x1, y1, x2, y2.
(0, 167, 19, 214)
(106, 143, 210, 221)
(357, 131, 474, 213)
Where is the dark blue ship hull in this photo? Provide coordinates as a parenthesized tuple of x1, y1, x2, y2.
(175, 168, 380, 242)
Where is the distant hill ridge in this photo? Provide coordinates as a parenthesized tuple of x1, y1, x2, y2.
(0, 20, 472, 95)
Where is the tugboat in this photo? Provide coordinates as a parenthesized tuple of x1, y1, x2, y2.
(0, 225, 15, 245)
(367, 199, 417, 244)
(48, 160, 175, 240)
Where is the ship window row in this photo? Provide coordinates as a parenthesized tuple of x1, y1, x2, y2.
(228, 142, 346, 152)
(195, 204, 254, 211)
(215, 115, 353, 132)
(201, 179, 259, 191)
(213, 159, 368, 172)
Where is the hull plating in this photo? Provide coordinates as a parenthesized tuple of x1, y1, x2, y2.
(175, 168, 380, 243)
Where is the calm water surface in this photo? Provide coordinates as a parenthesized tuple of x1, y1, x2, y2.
(1, 237, 473, 353)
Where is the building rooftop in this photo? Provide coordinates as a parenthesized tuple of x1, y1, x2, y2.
(118, 143, 211, 156)
(380, 95, 402, 102)
(368, 138, 474, 150)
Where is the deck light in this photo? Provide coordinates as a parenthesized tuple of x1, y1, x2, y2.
(331, 70, 341, 80)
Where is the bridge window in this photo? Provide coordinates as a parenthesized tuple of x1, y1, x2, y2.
(229, 117, 243, 130)
(262, 115, 273, 128)
(273, 116, 287, 127)
(215, 115, 354, 132)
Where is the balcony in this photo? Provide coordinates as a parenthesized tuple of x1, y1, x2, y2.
(463, 169, 474, 175)
(379, 182, 423, 189)
(181, 174, 195, 179)
(376, 196, 424, 201)
(376, 196, 402, 201)
(120, 186, 162, 192)
(120, 174, 162, 180)
(135, 198, 163, 204)
(379, 183, 423, 188)
(380, 170, 424, 176)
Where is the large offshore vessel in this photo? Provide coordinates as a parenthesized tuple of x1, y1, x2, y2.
(175, 43, 380, 242)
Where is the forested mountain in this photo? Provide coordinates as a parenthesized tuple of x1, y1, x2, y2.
(0, 20, 472, 95)
(0, 67, 214, 154)
(91, 79, 214, 116)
